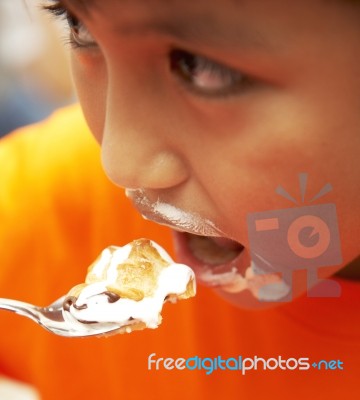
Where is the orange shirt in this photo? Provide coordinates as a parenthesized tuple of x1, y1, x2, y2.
(0, 105, 359, 400)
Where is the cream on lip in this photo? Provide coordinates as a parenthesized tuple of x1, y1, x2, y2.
(125, 188, 225, 237)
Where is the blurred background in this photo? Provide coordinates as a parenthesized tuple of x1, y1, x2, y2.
(1, 1, 74, 395)
(0, 0, 75, 138)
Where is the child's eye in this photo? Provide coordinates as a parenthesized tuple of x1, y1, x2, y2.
(169, 49, 251, 97)
(43, 1, 97, 48)
(68, 15, 96, 48)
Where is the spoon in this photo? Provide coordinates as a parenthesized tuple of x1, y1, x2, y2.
(0, 296, 122, 337)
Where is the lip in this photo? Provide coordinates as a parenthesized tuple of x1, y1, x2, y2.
(126, 188, 224, 237)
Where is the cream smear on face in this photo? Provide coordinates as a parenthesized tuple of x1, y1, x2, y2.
(209, 262, 291, 301)
(125, 188, 224, 237)
(195, 261, 290, 301)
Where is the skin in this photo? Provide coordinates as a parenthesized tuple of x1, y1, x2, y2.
(57, 0, 360, 308)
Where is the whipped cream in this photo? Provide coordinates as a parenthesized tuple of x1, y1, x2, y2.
(62, 240, 196, 333)
(125, 188, 224, 237)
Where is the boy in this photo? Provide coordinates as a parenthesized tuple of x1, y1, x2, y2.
(0, 0, 359, 398)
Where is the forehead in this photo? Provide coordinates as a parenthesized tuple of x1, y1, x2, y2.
(63, 0, 360, 50)
(65, 0, 238, 16)
(63, 0, 280, 52)
(62, 0, 359, 26)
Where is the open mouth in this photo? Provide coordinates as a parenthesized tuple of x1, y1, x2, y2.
(126, 190, 290, 301)
(187, 235, 244, 265)
(172, 231, 291, 302)
(172, 231, 251, 287)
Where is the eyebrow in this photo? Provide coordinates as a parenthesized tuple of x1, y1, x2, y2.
(63, 0, 93, 14)
(62, 0, 274, 52)
(63, 0, 170, 13)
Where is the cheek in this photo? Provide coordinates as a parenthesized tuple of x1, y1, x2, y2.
(192, 95, 360, 249)
(71, 53, 107, 143)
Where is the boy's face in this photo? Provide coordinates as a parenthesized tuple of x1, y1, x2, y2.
(61, 0, 360, 307)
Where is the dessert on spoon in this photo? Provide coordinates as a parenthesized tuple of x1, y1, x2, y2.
(0, 239, 196, 337)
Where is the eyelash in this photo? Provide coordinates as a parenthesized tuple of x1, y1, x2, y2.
(42, 0, 66, 17)
(43, 1, 94, 48)
(43, 0, 253, 97)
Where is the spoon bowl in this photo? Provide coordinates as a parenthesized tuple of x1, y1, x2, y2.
(0, 296, 122, 337)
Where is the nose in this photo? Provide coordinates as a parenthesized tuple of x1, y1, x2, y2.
(101, 75, 189, 190)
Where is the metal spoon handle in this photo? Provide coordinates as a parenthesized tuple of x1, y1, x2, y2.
(0, 298, 41, 323)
